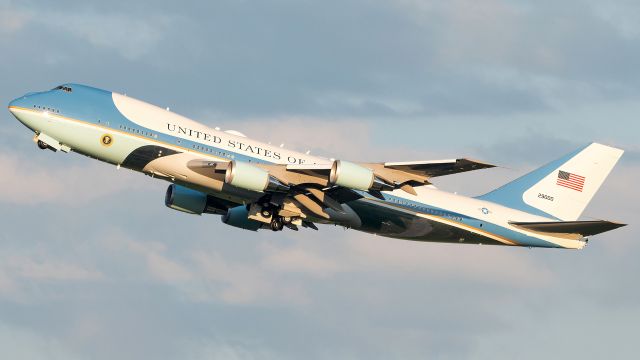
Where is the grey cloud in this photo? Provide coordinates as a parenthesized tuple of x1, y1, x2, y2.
(7, 0, 640, 119)
(0, 151, 150, 205)
(1, 0, 639, 359)
(39, 12, 174, 61)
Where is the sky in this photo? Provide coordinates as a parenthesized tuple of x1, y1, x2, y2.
(0, 0, 639, 359)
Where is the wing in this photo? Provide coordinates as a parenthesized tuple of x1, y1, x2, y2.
(358, 158, 495, 195)
(179, 156, 494, 229)
(381, 158, 496, 178)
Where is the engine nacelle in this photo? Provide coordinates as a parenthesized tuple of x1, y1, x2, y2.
(329, 160, 392, 191)
(225, 161, 289, 192)
(221, 206, 263, 231)
(165, 184, 208, 214)
(165, 185, 231, 215)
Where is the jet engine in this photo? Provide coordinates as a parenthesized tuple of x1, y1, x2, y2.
(224, 161, 289, 192)
(221, 205, 264, 231)
(329, 160, 393, 191)
(164, 184, 227, 215)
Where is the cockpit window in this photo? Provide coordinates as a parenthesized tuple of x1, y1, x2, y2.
(52, 85, 73, 93)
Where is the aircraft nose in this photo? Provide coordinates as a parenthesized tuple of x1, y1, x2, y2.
(8, 96, 26, 114)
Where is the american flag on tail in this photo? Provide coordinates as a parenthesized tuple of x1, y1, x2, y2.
(557, 170, 585, 192)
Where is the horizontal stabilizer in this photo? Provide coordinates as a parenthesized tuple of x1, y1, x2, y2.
(509, 220, 626, 237)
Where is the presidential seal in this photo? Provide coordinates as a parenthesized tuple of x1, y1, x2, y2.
(101, 134, 114, 147)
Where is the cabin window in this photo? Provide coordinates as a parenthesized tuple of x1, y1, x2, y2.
(52, 85, 73, 93)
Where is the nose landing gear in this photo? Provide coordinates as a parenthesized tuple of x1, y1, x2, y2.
(33, 133, 69, 152)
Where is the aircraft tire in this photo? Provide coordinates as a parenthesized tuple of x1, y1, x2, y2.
(270, 217, 284, 231)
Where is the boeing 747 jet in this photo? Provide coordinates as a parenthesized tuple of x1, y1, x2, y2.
(8, 84, 626, 249)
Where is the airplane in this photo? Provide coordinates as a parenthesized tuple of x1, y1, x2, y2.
(7, 84, 626, 249)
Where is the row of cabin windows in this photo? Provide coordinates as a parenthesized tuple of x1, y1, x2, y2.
(115, 122, 235, 160)
(118, 124, 158, 138)
(388, 197, 464, 221)
(192, 144, 234, 159)
(34, 105, 60, 113)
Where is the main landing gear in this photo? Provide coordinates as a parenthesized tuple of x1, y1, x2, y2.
(269, 216, 294, 232)
(37, 140, 49, 150)
(270, 217, 284, 231)
(259, 204, 294, 232)
(262, 204, 285, 232)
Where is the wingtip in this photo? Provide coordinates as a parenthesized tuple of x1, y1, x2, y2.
(463, 158, 497, 169)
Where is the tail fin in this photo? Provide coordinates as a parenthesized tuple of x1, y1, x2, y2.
(478, 143, 624, 221)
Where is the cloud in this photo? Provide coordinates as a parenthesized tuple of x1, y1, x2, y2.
(0, 323, 82, 360)
(100, 233, 192, 283)
(0, 270, 17, 297)
(0, 4, 30, 34)
(98, 233, 309, 305)
(145, 251, 193, 283)
(0, 2, 174, 61)
(6, 256, 103, 281)
(260, 229, 555, 289)
(0, 152, 149, 205)
(40, 12, 174, 61)
(313, 92, 426, 116)
(181, 339, 278, 360)
(398, 0, 525, 64)
(114, 228, 554, 309)
(0, 253, 104, 302)
(190, 251, 309, 305)
(590, 0, 640, 39)
(0, 1, 638, 359)
(261, 244, 343, 278)
(342, 235, 553, 286)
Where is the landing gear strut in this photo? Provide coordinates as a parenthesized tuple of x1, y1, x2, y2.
(255, 198, 289, 232)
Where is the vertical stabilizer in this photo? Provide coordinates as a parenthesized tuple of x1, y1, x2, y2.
(478, 143, 624, 221)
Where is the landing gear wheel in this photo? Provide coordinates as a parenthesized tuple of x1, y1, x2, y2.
(282, 216, 292, 224)
(270, 217, 284, 232)
(37, 140, 49, 150)
(261, 208, 272, 218)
